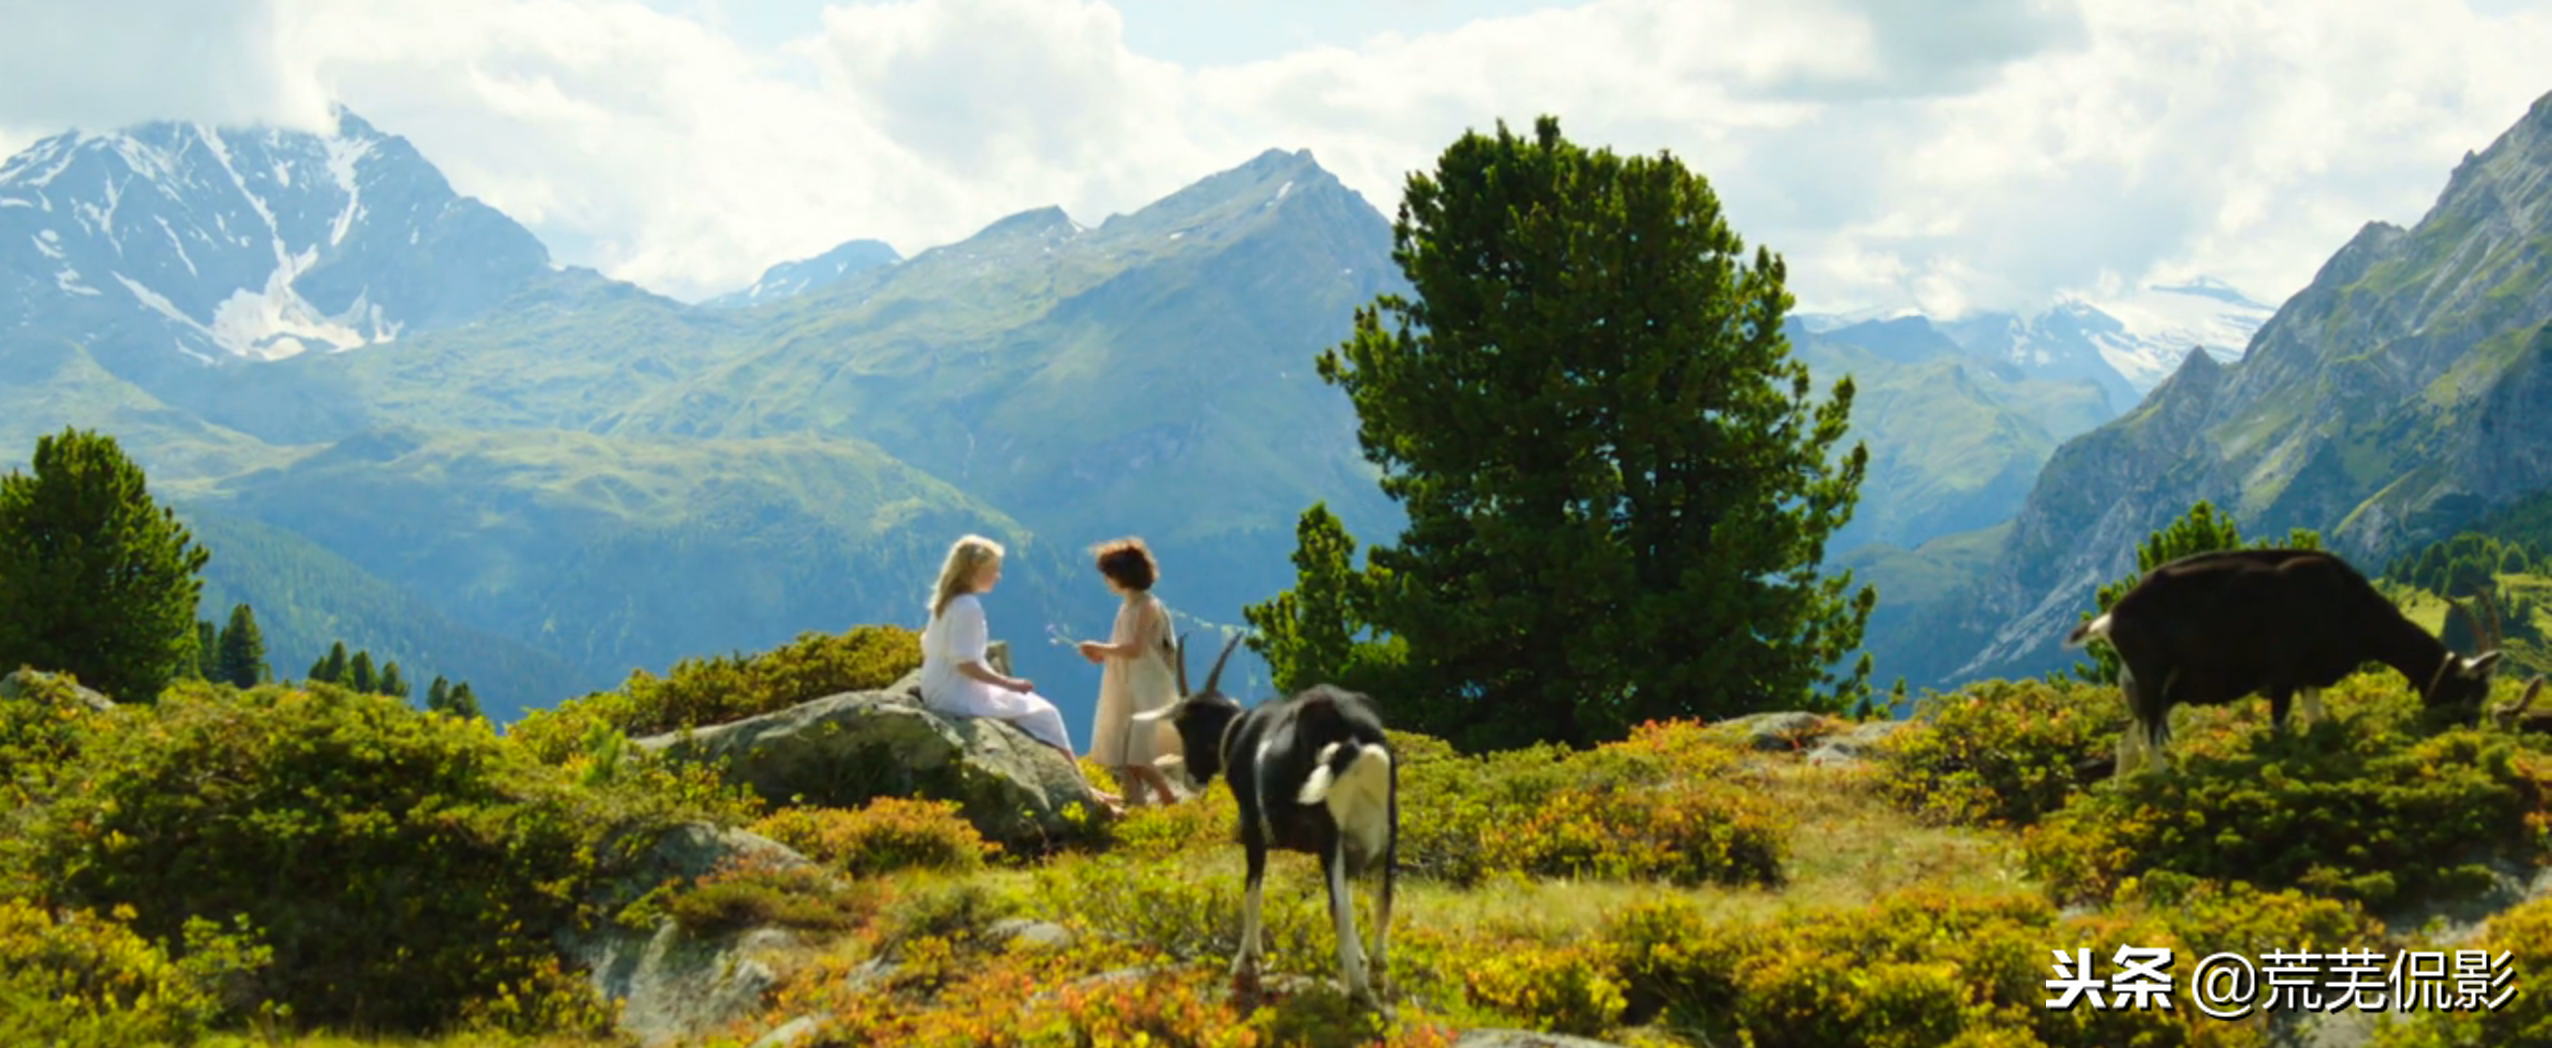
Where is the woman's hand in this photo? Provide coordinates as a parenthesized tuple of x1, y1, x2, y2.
(1077, 640, 1106, 664)
(1006, 675, 1035, 692)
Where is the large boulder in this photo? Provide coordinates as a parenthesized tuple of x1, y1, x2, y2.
(564, 822, 830, 1048)
(0, 667, 114, 711)
(631, 644, 1110, 852)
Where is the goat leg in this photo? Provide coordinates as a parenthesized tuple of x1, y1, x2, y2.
(2299, 685, 2327, 727)
(1232, 843, 1267, 996)
(1326, 840, 1376, 1010)
(1371, 840, 1397, 1019)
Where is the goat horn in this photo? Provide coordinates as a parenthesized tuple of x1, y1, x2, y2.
(1201, 631, 1243, 697)
(1174, 631, 1191, 697)
(2523, 677, 2547, 715)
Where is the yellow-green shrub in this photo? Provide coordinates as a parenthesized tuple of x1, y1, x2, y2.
(0, 898, 257, 1047)
(2368, 893, 2552, 1047)
(19, 680, 627, 1035)
(751, 797, 997, 877)
(1462, 943, 1629, 1037)
(2021, 691, 2552, 909)
(1874, 678, 2131, 827)
(651, 853, 884, 937)
(509, 624, 920, 761)
(747, 928, 1464, 1048)
(1603, 889, 2278, 1048)
(1396, 719, 1790, 887)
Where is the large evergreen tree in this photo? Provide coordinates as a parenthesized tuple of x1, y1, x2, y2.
(213, 603, 268, 688)
(0, 428, 210, 702)
(1299, 115, 1873, 750)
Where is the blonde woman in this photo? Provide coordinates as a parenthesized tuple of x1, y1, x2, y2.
(920, 534, 1123, 812)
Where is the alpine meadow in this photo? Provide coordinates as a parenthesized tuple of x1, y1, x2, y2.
(4, 13, 2552, 1047)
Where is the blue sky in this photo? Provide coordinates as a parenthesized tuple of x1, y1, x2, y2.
(1, 0, 2548, 316)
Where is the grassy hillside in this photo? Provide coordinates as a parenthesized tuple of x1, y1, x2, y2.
(6, 643, 2547, 1048)
(1835, 521, 2011, 697)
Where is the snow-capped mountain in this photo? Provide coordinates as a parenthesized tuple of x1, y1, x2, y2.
(703, 238, 901, 308)
(1800, 277, 2279, 415)
(0, 106, 548, 364)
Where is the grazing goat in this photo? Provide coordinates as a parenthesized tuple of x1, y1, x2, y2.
(2065, 548, 2503, 774)
(1132, 633, 1398, 1013)
(2490, 676, 2551, 735)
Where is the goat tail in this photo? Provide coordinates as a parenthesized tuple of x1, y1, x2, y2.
(1299, 739, 1392, 811)
(2066, 612, 2112, 649)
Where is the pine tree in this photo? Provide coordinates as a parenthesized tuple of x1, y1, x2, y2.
(0, 428, 211, 702)
(1293, 115, 1872, 749)
(446, 681, 481, 720)
(191, 619, 217, 680)
(320, 641, 350, 685)
(378, 660, 409, 700)
(1242, 503, 1375, 695)
(349, 650, 377, 694)
(425, 676, 451, 712)
(213, 603, 268, 688)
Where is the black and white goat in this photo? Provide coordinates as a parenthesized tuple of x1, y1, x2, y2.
(1132, 632, 1398, 1012)
(2066, 548, 2503, 775)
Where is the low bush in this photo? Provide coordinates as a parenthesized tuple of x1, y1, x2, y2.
(2021, 688, 2552, 909)
(1395, 719, 1790, 888)
(650, 854, 884, 938)
(14, 680, 673, 1035)
(1873, 677, 2131, 828)
(751, 797, 997, 877)
(2368, 893, 2552, 1047)
(0, 898, 264, 1047)
(509, 624, 921, 762)
(1601, 887, 2340, 1047)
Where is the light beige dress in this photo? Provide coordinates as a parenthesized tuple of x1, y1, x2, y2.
(1090, 592, 1181, 767)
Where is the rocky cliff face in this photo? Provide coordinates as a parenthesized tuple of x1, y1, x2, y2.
(1945, 89, 2552, 685)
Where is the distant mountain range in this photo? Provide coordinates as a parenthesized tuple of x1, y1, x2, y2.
(8, 91, 2540, 722)
(1888, 88, 2552, 690)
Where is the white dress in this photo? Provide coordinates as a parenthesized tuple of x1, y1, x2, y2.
(919, 594, 1075, 753)
(1089, 593, 1182, 768)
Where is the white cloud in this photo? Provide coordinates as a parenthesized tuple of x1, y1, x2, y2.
(0, 0, 2544, 314)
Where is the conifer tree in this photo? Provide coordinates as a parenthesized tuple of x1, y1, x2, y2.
(378, 660, 408, 700)
(1287, 115, 1873, 749)
(349, 650, 377, 694)
(213, 603, 268, 688)
(446, 681, 481, 720)
(0, 428, 211, 702)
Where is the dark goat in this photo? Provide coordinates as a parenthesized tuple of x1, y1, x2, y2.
(2490, 676, 2551, 735)
(2065, 548, 2503, 774)
(1133, 633, 1398, 1012)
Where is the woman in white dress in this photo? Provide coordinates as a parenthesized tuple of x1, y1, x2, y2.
(919, 534, 1122, 811)
(1076, 537, 1184, 808)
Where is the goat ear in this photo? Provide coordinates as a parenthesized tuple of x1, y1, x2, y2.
(2465, 650, 2506, 677)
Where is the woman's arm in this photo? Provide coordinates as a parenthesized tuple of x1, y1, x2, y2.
(960, 659, 1029, 690)
(1081, 600, 1169, 660)
(951, 597, 1032, 690)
